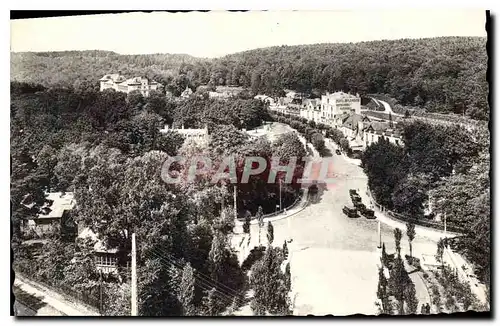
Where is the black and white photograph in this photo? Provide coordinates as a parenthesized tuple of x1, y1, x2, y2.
(10, 10, 491, 317)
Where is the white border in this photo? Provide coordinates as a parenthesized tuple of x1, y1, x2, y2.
(3, 2, 497, 326)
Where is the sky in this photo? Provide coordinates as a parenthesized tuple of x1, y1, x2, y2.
(10, 10, 487, 58)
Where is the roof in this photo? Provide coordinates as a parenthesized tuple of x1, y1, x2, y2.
(78, 227, 119, 254)
(37, 192, 76, 220)
(100, 74, 126, 83)
(341, 113, 366, 129)
(364, 121, 390, 133)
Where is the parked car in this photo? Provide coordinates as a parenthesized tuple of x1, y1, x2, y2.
(342, 205, 359, 218)
(351, 194, 362, 204)
(363, 209, 376, 219)
(336, 149, 341, 155)
(355, 202, 366, 212)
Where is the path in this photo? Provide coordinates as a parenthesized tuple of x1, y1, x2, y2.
(14, 275, 100, 316)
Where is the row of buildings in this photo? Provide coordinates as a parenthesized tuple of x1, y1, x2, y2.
(263, 90, 403, 153)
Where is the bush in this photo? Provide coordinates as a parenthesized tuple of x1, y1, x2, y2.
(241, 246, 266, 271)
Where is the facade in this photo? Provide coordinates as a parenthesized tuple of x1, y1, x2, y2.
(77, 227, 120, 274)
(99, 74, 160, 97)
(23, 192, 77, 238)
(160, 124, 210, 146)
(320, 92, 361, 125)
(300, 99, 322, 123)
(209, 85, 244, 99)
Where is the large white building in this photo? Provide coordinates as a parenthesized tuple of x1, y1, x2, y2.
(160, 124, 210, 146)
(99, 74, 161, 97)
(320, 92, 361, 124)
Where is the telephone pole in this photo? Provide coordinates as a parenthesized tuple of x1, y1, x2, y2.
(131, 233, 138, 316)
(233, 184, 237, 219)
(279, 178, 282, 211)
(377, 220, 382, 249)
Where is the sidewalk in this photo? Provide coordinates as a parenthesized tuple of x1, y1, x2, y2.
(14, 275, 100, 316)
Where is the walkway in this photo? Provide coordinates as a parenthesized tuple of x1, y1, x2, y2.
(14, 275, 100, 316)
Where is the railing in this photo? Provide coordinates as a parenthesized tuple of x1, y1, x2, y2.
(14, 265, 101, 314)
(367, 188, 464, 234)
(237, 190, 307, 222)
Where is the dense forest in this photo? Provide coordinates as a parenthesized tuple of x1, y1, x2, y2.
(11, 82, 293, 315)
(11, 36, 489, 120)
(361, 121, 490, 282)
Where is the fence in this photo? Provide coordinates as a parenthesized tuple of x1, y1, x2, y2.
(367, 188, 463, 234)
(14, 265, 101, 314)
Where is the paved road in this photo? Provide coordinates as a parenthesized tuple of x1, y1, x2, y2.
(246, 133, 438, 316)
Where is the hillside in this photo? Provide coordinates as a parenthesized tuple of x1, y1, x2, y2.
(10, 37, 489, 119)
(10, 50, 208, 91)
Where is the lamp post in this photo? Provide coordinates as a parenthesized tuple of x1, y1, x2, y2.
(279, 178, 282, 211)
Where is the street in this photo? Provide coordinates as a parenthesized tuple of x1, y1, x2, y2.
(245, 128, 439, 315)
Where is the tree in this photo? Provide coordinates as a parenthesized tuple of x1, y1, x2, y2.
(250, 247, 291, 315)
(267, 222, 274, 245)
(381, 242, 388, 267)
(406, 223, 416, 259)
(282, 241, 289, 260)
(394, 228, 402, 256)
(179, 263, 196, 315)
(436, 238, 445, 267)
(257, 206, 264, 246)
(243, 214, 251, 234)
(377, 267, 391, 314)
(404, 283, 419, 314)
(202, 287, 220, 316)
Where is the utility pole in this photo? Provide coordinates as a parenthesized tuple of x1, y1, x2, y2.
(99, 270, 103, 315)
(279, 178, 282, 211)
(131, 233, 138, 316)
(233, 184, 237, 220)
(377, 220, 382, 249)
(444, 212, 447, 238)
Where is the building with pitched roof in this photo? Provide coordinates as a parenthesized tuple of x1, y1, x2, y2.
(77, 227, 120, 274)
(99, 73, 161, 97)
(300, 99, 322, 123)
(23, 192, 77, 238)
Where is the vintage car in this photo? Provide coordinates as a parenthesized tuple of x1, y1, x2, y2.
(342, 205, 359, 218)
(354, 201, 366, 212)
(351, 194, 362, 204)
(363, 208, 376, 219)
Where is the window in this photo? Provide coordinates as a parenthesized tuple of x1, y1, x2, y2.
(95, 254, 117, 266)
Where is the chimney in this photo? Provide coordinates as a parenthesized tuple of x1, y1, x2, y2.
(181, 124, 185, 129)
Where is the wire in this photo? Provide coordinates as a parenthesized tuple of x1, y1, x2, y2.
(144, 249, 244, 308)
(147, 248, 244, 305)
(153, 243, 246, 299)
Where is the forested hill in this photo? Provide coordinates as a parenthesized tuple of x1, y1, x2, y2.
(10, 50, 207, 90)
(11, 37, 488, 119)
